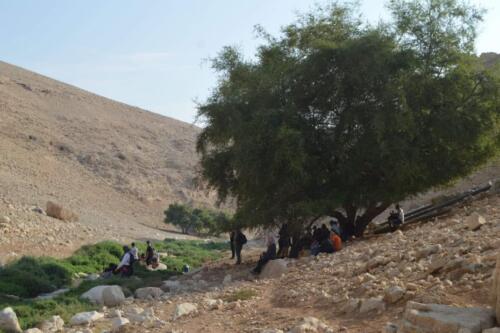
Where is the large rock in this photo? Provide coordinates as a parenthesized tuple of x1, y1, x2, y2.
(288, 317, 333, 333)
(483, 328, 500, 333)
(0, 307, 21, 333)
(134, 287, 163, 300)
(111, 316, 130, 332)
(81, 285, 125, 307)
(384, 286, 406, 304)
(260, 259, 288, 279)
(400, 301, 495, 333)
(465, 213, 486, 231)
(161, 280, 181, 293)
(359, 297, 386, 315)
(25, 329, 43, 333)
(39, 315, 64, 332)
(173, 303, 198, 320)
(69, 311, 104, 326)
(46, 201, 79, 222)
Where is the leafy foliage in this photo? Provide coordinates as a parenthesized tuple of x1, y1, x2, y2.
(0, 239, 225, 329)
(197, 0, 500, 236)
(164, 203, 233, 235)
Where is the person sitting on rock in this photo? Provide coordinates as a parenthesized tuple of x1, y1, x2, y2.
(115, 245, 134, 277)
(330, 229, 342, 252)
(388, 204, 405, 230)
(252, 234, 277, 274)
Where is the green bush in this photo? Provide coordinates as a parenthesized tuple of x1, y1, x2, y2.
(0, 239, 225, 329)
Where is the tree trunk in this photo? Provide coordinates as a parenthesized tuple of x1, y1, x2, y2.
(333, 202, 390, 238)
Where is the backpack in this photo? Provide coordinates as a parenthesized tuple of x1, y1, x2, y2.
(128, 251, 136, 266)
(238, 232, 247, 245)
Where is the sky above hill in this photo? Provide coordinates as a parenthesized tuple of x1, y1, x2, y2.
(1, 0, 499, 124)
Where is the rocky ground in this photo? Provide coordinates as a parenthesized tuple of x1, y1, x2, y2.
(2, 193, 498, 333)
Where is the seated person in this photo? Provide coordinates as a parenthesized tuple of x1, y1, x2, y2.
(114, 245, 134, 277)
(330, 231, 342, 252)
(101, 263, 117, 279)
(315, 238, 334, 256)
(252, 235, 277, 274)
(388, 204, 404, 229)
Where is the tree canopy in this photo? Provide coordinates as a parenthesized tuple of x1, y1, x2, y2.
(164, 203, 233, 236)
(196, 0, 500, 237)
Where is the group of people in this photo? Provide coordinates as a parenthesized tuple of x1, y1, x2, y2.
(233, 204, 406, 275)
(102, 240, 158, 278)
(250, 221, 343, 274)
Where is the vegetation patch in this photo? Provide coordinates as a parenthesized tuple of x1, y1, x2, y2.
(0, 239, 226, 329)
(222, 289, 258, 303)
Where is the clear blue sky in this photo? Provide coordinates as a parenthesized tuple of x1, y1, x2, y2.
(1, 0, 499, 124)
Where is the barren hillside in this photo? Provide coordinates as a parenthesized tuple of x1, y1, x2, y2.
(0, 61, 215, 257)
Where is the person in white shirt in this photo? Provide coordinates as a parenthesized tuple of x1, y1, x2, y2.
(115, 246, 134, 277)
(130, 242, 139, 260)
(396, 204, 405, 224)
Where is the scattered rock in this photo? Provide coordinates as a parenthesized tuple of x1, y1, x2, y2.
(359, 297, 385, 315)
(260, 259, 288, 279)
(81, 285, 125, 307)
(0, 216, 11, 224)
(288, 317, 333, 333)
(134, 287, 163, 300)
(384, 286, 406, 304)
(400, 301, 495, 333)
(111, 316, 130, 332)
(0, 307, 21, 333)
(70, 311, 104, 326)
(24, 329, 43, 333)
(46, 201, 78, 222)
(39, 315, 64, 332)
(385, 322, 398, 333)
(173, 303, 198, 320)
(162, 280, 181, 293)
(465, 213, 486, 231)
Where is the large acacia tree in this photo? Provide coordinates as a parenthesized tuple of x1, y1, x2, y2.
(197, 0, 500, 237)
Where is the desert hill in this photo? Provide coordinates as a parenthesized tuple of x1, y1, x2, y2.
(0, 60, 215, 258)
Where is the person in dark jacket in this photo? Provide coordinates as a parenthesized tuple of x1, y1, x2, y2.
(229, 231, 236, 259)
(234, 229, 247, 264)
(277, 224, 291, 258)
(145, 240, 155, 266)
(252, 234, 277, 274)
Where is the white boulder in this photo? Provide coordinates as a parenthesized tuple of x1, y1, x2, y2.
(260, 259, 288, 279)
(400, 301, 495, 333)
(173, 303, 198, 320)
(134, 287, 163, 299)
(288, 317, 333, 333)
(81, 285, 125, 307)
(70, 311, 104, 326)
(0, 307, 21, 333)
(465, 213, 486, 231)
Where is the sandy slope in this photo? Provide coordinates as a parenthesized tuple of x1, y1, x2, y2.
(0, 61, 214, 258)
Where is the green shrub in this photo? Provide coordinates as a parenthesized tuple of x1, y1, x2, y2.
(0, 239, 225, 329)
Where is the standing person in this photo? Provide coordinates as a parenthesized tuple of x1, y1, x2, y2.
(277, 224, 291, 258)
(229, 230, 236, 259)
(130, 242, 139, 261)
(396, 204, 405, 225)
(234, 229, 247, 264)
(145, 240, 155, 266)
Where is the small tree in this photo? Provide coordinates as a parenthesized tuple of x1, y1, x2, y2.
(164, 203, 233, 236)
(197, 0, 500, 236)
